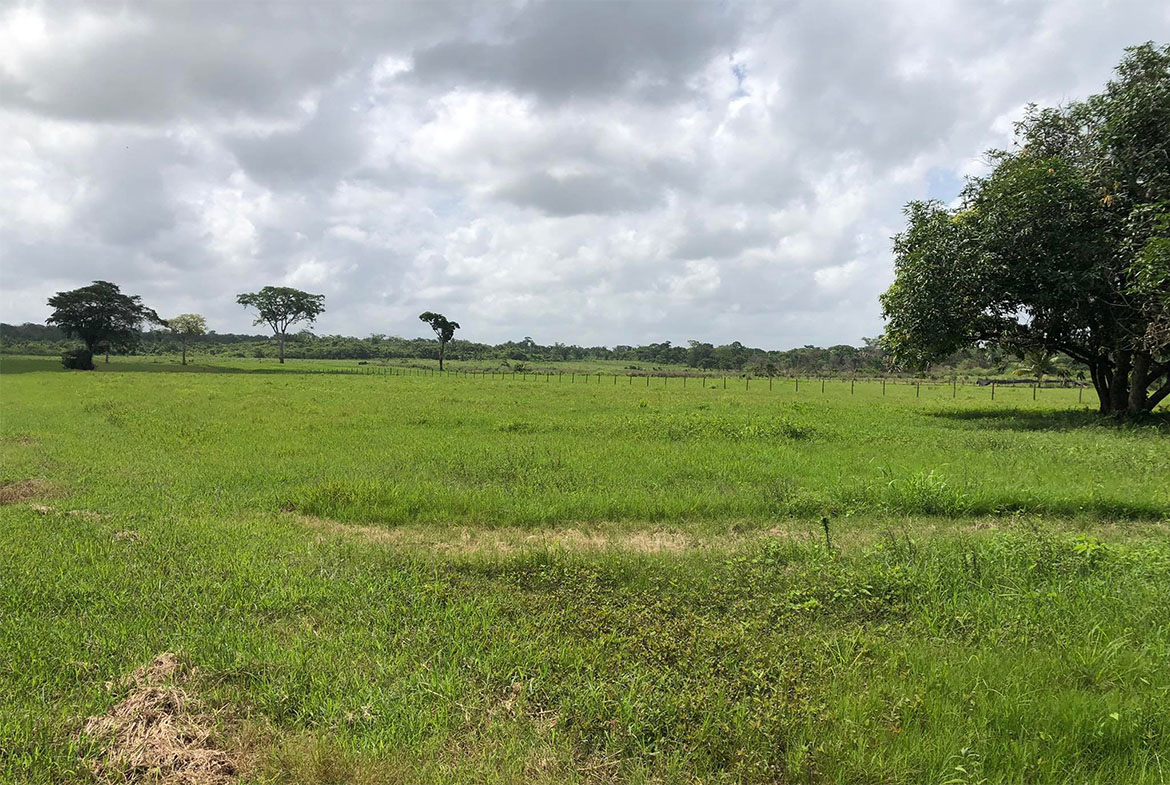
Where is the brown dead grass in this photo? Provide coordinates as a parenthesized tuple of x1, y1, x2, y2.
(83, 653, 238, 784)
(295, 515, 716, 555)
(0, 477, 52, 505)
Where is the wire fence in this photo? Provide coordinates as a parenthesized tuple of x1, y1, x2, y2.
(307, 365, 1095, 404)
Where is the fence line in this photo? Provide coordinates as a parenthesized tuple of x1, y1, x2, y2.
(302, 364, 1094, 404)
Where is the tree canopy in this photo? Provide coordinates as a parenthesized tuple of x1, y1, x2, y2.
(45, 280, 163, 365)
(236, 287, 325, 363)
(418, 311, 460, 370)
(881, 43, 1170, 415)
(168, 313, 207, 365)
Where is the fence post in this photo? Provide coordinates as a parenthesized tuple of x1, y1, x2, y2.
(795, 378, 799, 392)
(1079, 386, 1083, 404)
(647, 375, 650, 387)
(916, 382, 920, 398)
(851, 379, 855, 395)
(1033, 384, 1037, 400)
(684, 376, 687, 388)
(614, 374, 617, 385)
(723, 376, 727, 389)
(952, 379, 956, 398)
(769, 377, 772, 391)
(821, 378, 825, 394)
(991, 382, 995, 400)
(746, 377, 749, 390)
(882, 379, 886, 396)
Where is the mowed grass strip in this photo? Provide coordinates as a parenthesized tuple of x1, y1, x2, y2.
(1, 356, 1168, 783)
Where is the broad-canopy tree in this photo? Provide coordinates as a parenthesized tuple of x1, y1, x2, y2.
(168, 313, 207, 366)
(46, 281, 164, 366)
(418, 311, 460, 370)
(236, 287, 325, 363)
(881, 43, 1170, 415)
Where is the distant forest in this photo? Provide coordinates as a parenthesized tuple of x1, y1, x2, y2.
(1, 322, 1076, 379)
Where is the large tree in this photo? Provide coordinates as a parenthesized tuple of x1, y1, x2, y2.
(168, 313, 207, 366)
(418, 311, 460, 370)
(236, 287, 325, 363)
(46, 281, 164, 365)
(881, 43, 1170, 415)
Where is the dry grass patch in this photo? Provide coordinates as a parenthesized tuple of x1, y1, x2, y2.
(0, 477, 53, 505)
(294, 514, 724, 555)
(82, 653, 240, 785)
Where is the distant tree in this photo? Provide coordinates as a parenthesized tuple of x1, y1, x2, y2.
(168, 313, 206, 366)
(1013, 349, 1061, 387)
(236, 287, 325, 363)
(46, 280, 164, 366)
(418, 311, 460, 370)
(881, 43, 1170, 415)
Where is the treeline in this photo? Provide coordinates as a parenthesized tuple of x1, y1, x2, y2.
(1, 322, 1037, 376)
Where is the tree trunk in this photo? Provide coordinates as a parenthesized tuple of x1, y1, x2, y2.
(181, 342, 187, 366)
(1128, 352, 1150, 414)
(439, 342, 445, 371)
(1089, 360, 1112, 414)
(1109, 350, 1131, 414)
(278, 333, 285, 364)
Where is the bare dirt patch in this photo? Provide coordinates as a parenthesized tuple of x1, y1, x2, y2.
(0, 477, 52, 505)
(83, 653, 239, 784)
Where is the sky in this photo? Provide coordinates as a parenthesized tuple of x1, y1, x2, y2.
(2, 1, 1167, 349)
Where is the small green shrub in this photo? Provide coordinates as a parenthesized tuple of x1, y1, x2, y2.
(60, 348, 94, 370)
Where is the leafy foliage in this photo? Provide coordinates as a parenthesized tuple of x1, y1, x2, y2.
(882, 43, 1170, 415)
(236, 287, 325, 363)
(167, 313, 207, 365)
(45, 281, 163, 360)
(418, 311, 460, 370)
(59, 348, 94, 371)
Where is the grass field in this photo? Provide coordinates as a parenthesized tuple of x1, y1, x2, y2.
(2, 354, 1168, 783)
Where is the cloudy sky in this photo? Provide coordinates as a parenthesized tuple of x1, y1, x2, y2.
(1, 1, 1166, 348)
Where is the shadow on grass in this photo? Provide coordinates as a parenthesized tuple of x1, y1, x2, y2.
(931, 407, 1170, 433)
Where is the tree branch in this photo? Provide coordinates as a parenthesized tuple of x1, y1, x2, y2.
(1147, 377, 1170, 411)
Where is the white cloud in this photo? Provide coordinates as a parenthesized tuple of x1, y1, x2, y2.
(2, 0, 1167, 348)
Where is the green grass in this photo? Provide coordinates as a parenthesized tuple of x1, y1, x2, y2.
(1, 355, 1168, 783)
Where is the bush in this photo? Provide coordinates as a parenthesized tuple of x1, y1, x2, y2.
(61, 348, 95, 370)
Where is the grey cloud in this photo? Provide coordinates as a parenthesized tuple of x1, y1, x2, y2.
(409, 1, 744, 102)
(227, 89, 367, 188)
(674, 223, 772, 261)
(494, 171, 663, 216)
